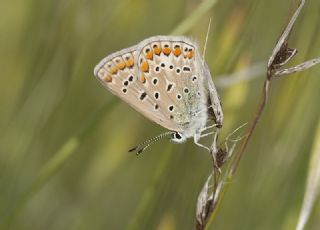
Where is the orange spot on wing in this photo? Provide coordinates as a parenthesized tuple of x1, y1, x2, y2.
(153, 47, 161, 55)
(145, 50, 153, 60)
(117, 62, 126, 70)
(173, 47, 182, 57)
(187, 50, 194, 59)
(104, 75, 112, 82)
(125, 58, 134, 68)
(140, 61, 149, 72)
(139, 74, 146, 83)
(163, 47, 171, 56)
(111, 66, 118, 74)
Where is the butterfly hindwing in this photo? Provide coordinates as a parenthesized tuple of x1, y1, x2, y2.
(94, 36, 217, 137)
(135, 36, 209, 135)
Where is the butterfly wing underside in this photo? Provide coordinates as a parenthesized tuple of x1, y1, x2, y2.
(134, 36, 209, 137)
(94, 36, 220, 135)
(202, 62, 223, 127)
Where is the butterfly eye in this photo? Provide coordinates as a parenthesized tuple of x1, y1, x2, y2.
(170, 132, 186, 143)
(174, 132, 182, 139)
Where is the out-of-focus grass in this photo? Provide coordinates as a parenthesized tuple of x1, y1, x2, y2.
(2, 99, 117, 227)
(1, 0, 219, 227)
(0, 0, 319, 229)
(296, 120, 320, 230)
(170, 0, 218, 35)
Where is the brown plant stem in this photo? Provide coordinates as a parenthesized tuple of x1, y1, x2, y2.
(229, 78, 270, 176)
(195, 0, 320, 229)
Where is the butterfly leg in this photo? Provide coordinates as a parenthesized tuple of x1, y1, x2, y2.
(193, 134, 211, 152)
(200, 123, 219, 132)
(200, 131, 215, 138)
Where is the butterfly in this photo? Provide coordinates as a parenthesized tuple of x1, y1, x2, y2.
(94, 36, 223, 153)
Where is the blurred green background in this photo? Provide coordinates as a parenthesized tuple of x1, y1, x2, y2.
(1, 0, 319, 229)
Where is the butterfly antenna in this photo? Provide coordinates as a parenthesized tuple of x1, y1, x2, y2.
(128, 131, 174, 155)
(225, 122, 248, 142)
(202, 17, 212, 65)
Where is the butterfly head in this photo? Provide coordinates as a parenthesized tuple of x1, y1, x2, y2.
(170, 131, 187, 143)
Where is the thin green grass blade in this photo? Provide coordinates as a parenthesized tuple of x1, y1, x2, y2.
(296, 120, 320, 230)
(170, 0, 218, 35)
(127, 145, 174, 230)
